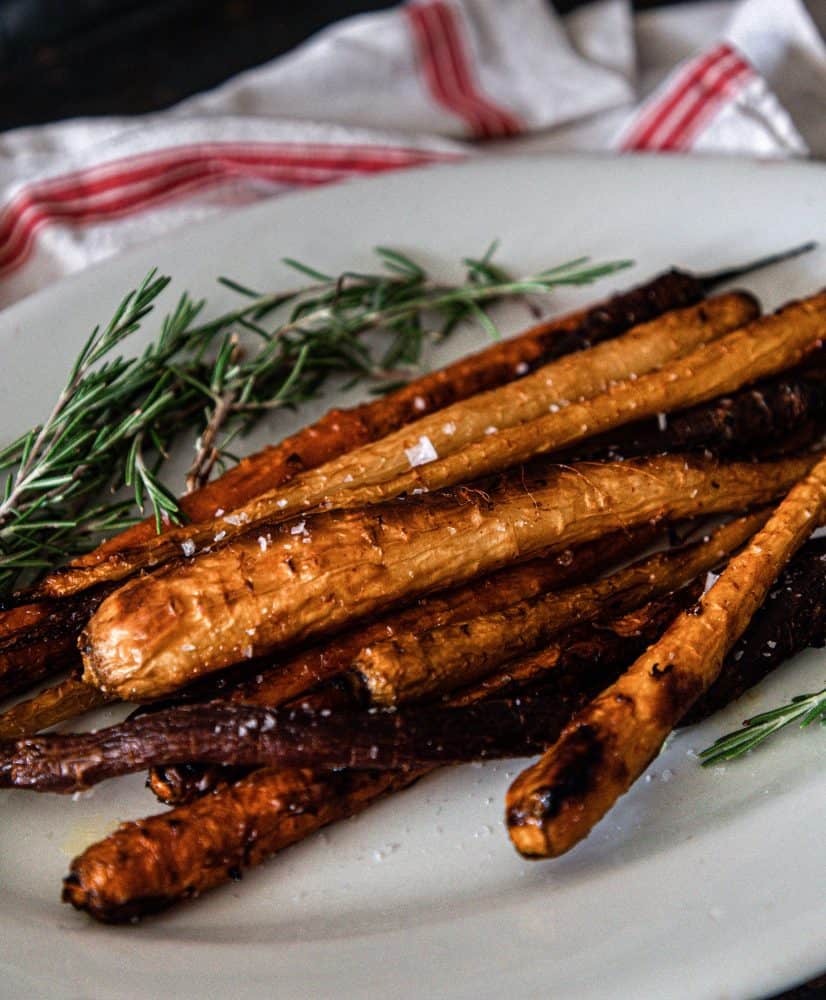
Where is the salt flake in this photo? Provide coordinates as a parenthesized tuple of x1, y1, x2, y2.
(405, 435, 438, 468)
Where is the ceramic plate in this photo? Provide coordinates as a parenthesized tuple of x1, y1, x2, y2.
(1, 155, 825, 999)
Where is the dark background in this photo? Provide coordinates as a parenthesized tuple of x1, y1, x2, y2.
(1, 1, 823, 995)
(1, 0, 679, 132)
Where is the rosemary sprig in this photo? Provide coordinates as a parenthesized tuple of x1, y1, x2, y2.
(699, 683, 826, 765)
(0, 245, 631, 594)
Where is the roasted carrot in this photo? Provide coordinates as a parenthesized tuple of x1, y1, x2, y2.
(505, 455, 826, 859)
(80, 452, 818, 701)
(352, 513, 767, 706)
(63, 596, 686, 922)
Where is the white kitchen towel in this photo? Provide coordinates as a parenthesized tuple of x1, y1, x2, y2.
(0, 0, 821, 307)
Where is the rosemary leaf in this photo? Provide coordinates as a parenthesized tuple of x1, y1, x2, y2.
(699, 683, 826, 765)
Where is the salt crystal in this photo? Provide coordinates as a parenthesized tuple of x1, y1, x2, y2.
(703, 571, 719, 594)
(657, 412, 668, 432)
(214, 530, 226, 542)
(258, 535, 268, 552)
(548, 403, 560, 414)
(484, 426, 498, 435)
(242, 645, 253, 659)
(405, 435, 438, 468)
(181, 539, 196, 557)
(290, 520, 307, 535)
(276, 498, 288, 509)
(515, 362, 529, 375)
(214, 508, 225, 517)
(413, 395, 427, 411)
(442, 421, 456, 436)
(224, 512, 248, 526)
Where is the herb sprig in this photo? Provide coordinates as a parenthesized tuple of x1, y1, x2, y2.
(699, 683, 826, 765)
(0, 246, 631, 593)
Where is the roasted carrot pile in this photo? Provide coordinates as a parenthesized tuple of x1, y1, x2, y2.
(1, 263, 825, 923)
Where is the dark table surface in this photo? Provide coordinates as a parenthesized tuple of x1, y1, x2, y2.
(1, 1, 823, 995)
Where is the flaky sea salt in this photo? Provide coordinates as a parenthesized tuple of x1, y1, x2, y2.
(404, 435, 438, 468)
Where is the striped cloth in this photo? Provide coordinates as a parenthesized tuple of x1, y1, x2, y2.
(0, 0, 821, 307)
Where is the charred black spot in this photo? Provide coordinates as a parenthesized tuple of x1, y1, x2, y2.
(652, 662, 705, 720)
(649, 661, 671, 678)
(533, 725, 604, 821)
